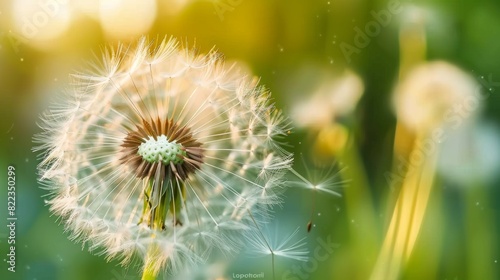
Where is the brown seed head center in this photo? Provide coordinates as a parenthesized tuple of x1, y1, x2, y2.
(120, 117, 204, 181)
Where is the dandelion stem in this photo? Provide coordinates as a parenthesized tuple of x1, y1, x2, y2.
(141, 240, 159, 280)
(370, 134, 438, 280)
(338, 136, 378, 278)
(272, 252, 276, 280)
(141, 263, 157, 280)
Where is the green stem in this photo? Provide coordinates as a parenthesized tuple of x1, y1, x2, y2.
(339, 137, 378, 278)
(141, 242, 159, 280)
(272, 252, 276, 280)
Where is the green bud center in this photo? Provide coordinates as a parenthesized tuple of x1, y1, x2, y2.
(138, 135, 186, 165)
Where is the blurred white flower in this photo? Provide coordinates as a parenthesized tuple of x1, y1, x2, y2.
(10, 0, 159, 48)
(291, 70, 364, 129)
(73, 0, 100, 21)
(291, 93, 333, 129)
(11, 0, 72, 49)
(394, 61, 481, 132)
(438, 123, 500, 187)
(99, 0, 157, 39)
(34, 36, 292, 274)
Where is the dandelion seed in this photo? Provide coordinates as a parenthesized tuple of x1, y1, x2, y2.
(244, 214, 309, 280)
(245, 225, 309, 262)
(34, 36, 293, 276)
(290, 157, 344, 197)
(289, 157, 344, 232)
(306, 221, 312, 233)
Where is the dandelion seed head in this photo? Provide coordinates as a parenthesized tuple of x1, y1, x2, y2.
(437, 123, 500, 187)
(394, 61, 480, 132)
(34, 36, 292, 274)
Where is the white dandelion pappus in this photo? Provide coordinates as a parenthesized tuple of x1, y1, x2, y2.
(245, 224, 309, 262)
(290, 157, 344, 197)
(34, 36, 293, 275)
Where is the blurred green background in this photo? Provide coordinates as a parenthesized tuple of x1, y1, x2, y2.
(1, 0, 500, 279)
